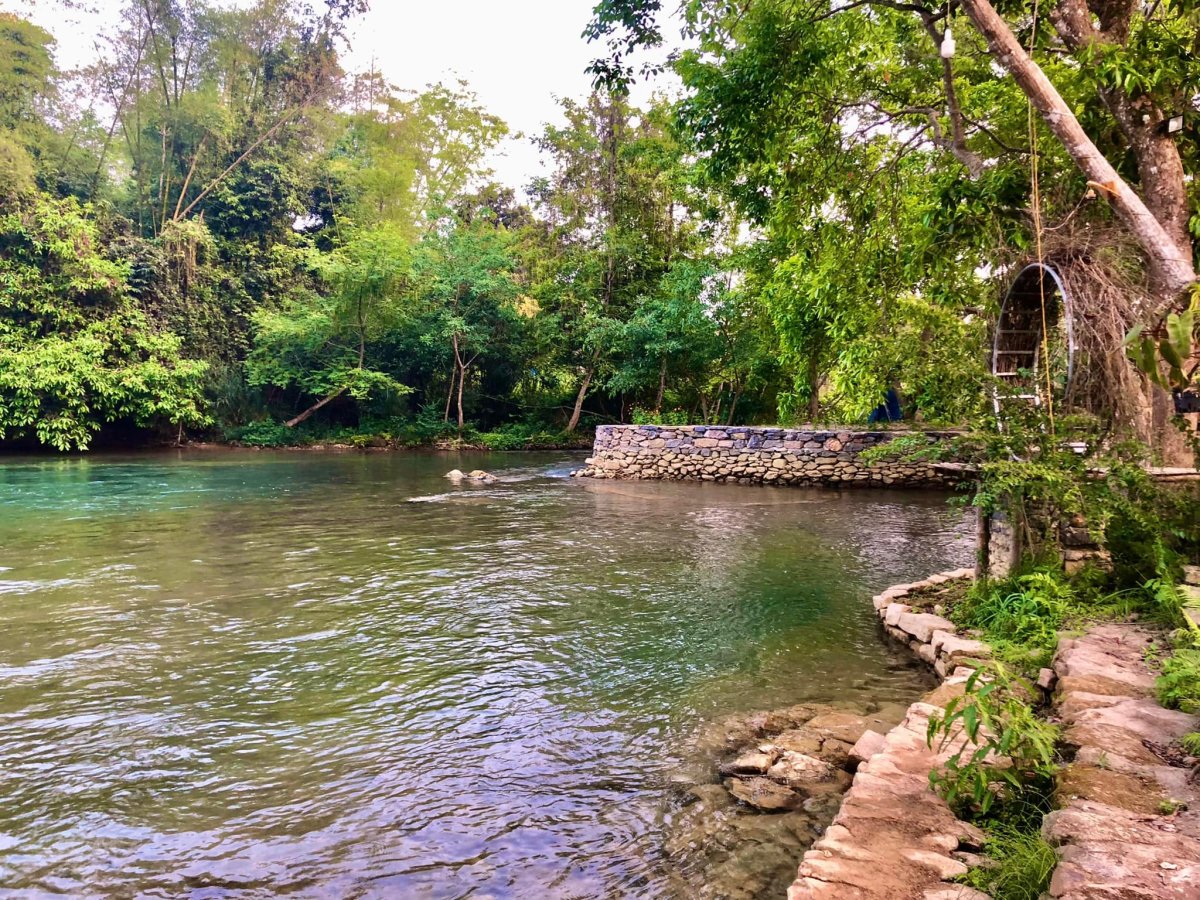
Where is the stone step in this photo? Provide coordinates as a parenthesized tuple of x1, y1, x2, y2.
(1046, 623, 1200, 899)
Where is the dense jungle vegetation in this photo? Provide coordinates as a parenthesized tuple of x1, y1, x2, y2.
(0, 0, 1196, 453)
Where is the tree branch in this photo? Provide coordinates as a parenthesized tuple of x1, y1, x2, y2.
(958, 0, 1195, 316)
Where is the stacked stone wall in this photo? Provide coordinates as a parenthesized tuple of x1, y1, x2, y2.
(572, 425, 961, 488)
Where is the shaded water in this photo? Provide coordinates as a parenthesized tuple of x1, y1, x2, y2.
(0, 450, 973, 898)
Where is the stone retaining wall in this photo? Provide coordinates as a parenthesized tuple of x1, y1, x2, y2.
(573, 425, 962, 487)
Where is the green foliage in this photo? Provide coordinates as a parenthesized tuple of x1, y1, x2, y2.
(474, 423, 585, 451)
(857, 433, 955, 466)
(1157, 648, 1200, 714)
(246, 224, 414, 418)
(1179, 732, 1200, 756)
(1126, 293, 1199, 392)
(960, 821, 1058, 900)
(927, 667, 1060, 819)
(956, 572, 1072, 656)
(225, 420, 294, 447)
(0, 192, 208, 449)
(631, 406, 690, 425)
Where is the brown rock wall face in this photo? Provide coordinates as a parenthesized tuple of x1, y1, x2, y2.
(573, 426, 962, 488)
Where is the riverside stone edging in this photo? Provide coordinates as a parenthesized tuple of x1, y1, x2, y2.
(792, 570, 1200, 899)
(788, 568, 995, 899)
(871, 569, 988, 680)
(571, 425, 963, 487)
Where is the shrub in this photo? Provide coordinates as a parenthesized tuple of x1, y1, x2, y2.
(225, 420, 296, 447)
(630, 407, 691, 425)
(955, 572, 1072, 654)
(961, 821, 1057, 900)
(1157, 648, 1200, 714)
(927, 667, 1059, 818)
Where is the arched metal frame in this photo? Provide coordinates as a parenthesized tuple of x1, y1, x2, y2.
(991, 262, 1078, 422)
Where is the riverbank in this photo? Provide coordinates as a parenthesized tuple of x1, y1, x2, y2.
(779, 571, 1200, 899)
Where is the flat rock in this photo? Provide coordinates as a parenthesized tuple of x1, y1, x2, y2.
(931, 630, 990, 662)
(771, 728, 824, 756)
(1055, 764, 1167, 815)
(805, 711, 890, 746)
(850, 730, 887, 766)
(1044, 801, 1200, 898)
(788, 698, 987, 900)
(720, 748, 779, 776)
(726, 776, 804, 812)
(1046, 624, 1200, 898)
(767, 751, 841, 787)
(922, 888, 991, 900)
(896, 612, 957, 644)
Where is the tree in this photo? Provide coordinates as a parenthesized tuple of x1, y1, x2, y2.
(585, 0, 1199, 438)
(586, 0, 1197, 314)
(530, 93, 697, 430)
(415, 214, 521, 431)
(246, 225, 413, 427)
(0, 192, 208, 449)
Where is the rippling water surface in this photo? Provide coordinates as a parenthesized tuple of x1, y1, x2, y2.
(0, 450, 972, 898)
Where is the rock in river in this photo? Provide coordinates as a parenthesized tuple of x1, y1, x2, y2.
(725, 776, 804, 811)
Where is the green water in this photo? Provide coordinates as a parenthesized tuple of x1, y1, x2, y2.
(0, 450, 972, 898)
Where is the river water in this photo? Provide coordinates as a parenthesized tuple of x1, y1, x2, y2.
(0, 450, 972, 898)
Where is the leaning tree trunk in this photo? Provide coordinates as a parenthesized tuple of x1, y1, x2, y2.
(959, 0, 1196, 316)
(285, 385, 348, 428)
(566, 365, 594, 433)
(960, 0, 1196, 464)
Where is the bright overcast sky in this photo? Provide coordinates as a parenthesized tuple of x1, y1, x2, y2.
(14, 0, 676, 193)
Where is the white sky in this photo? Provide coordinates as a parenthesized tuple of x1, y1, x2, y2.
(13, 0, 676, 192)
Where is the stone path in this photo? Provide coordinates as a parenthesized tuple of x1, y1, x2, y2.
(1044, 623, 1200, 898)
(788, 671, 991, 900)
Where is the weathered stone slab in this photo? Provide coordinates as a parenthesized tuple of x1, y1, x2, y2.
(930, 630, 990, 662)
(726, 776, 803, 811)
(767, 751, 841, 787)
(896, 612, 957, 644)
(849, 730, 887, 766)
(788, 693, 986, 899)
(1046, 625, 1200, 899)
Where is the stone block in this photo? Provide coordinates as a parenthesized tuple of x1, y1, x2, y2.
(849, 730, 887, 765)
(896, 612, 957, 644)
(931, 631, 990, 662)
(884, 603, 910, 627)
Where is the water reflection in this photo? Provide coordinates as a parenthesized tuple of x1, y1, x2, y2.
(0, 451, 972, 897)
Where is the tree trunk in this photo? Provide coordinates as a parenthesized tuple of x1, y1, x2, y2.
(567, 366, 594, 432)
(456, 361, 466, 433)
(285, 385, 348, 428)
(808, 352, 821, 423)
(959, 0, 1196, 317)
(443, 364, 456, 423)
(726, 387, 742, 425)
(655, 357, 667, 412)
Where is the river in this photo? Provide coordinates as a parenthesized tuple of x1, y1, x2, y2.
(0, 450, 972, 897)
